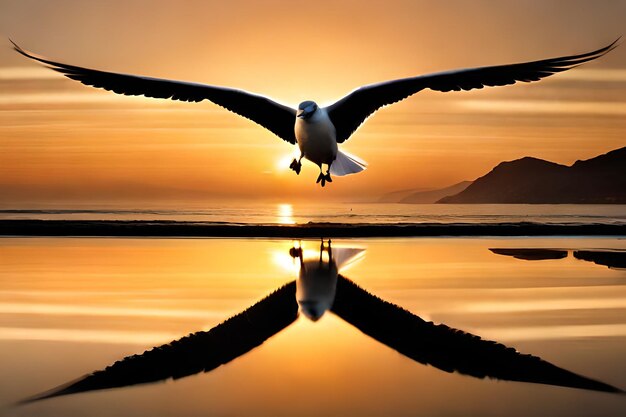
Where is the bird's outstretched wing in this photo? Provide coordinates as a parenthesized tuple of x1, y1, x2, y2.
(327, 39, 619, 143)
(11, 40, 297, 144)
(331, 275, 623, 393)
(21, 281, 298, 403)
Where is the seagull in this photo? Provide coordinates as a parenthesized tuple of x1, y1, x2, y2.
(290, 239, 365, 320)
(12, 39, 618, 187)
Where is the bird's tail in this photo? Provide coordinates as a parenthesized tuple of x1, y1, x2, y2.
(330, 150, 367, 177)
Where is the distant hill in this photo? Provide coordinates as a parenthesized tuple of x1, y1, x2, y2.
(399, 181, 472, 204)
(377, 187, 430, 203)
(438, 147, 626, 204)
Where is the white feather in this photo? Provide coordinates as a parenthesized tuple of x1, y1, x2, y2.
(330, 150, 367, 176)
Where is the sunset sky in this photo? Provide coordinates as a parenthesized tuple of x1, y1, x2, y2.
(0, 0, 625, 206)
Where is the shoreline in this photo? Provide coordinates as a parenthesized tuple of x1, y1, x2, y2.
(1, 220, 625, 238)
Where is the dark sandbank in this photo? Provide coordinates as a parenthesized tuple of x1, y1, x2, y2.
(574, 250, 626, 269)
(489, 248, 569, 260)
(1, 220, 626, 238)
(490, 247, 626, 269)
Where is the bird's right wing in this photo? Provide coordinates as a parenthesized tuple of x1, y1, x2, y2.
(331, 275, 622, 393)
(12, 41, 297, 144)
(21, 281, 298, 403)
(327, 39, 619, 143)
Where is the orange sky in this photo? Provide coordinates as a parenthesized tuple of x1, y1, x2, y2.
(0, 0, 625, 206)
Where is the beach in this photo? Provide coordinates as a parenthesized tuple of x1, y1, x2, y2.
(2, 219, 626, 238)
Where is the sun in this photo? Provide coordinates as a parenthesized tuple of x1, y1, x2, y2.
(275, 151, 300, 173)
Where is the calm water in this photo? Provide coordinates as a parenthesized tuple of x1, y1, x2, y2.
(1, 203, 626, 224)
(0, 237, 625, 416)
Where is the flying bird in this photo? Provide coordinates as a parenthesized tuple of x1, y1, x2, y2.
(11, 39, 618, 187)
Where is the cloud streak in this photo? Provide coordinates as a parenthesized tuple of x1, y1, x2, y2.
(0, 66, 60, 80)
(557, 69, 626, 83)
(458, 99, 626, 116)
(0, 326, 177, 345)
(0, 92, 152, 105)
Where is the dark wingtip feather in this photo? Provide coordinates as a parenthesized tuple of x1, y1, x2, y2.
(605, 36, 622, 55)
(9, 38, 28, 56)
(592, 37, 620, 55)
(544, 37, 620, 69)
(16, 374, 92, 405)
(9, 39, 57, 67)
(581, 37, 620, 60)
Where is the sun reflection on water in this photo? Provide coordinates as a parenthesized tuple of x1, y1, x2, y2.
(277, 203, 295, 224)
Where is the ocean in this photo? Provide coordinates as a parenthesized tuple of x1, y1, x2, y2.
(2, 203, 626, 416)
(1, 203, 625, 225)
(1, 237, 625, 416)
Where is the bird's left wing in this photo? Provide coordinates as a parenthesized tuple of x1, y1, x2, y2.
(330, 275, 623, 393)
(20, 281, 298, 403)
(11, 41, 297, 144)
(327, 39, 619, 143)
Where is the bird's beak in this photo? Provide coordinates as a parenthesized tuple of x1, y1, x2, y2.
(297, 105, 315, 119)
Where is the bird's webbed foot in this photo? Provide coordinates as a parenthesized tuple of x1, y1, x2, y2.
(289, 159, 302, 175)
(316, 172, 327, 187)
(324, 172, 332, 183)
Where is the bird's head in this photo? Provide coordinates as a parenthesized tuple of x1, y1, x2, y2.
(297, 101, 318, 119)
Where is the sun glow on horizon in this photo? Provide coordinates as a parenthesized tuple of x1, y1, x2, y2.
(275, 151, 301, 174)
(277, 203, 295, 224)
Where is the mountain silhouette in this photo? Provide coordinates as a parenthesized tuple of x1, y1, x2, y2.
(377, 187, 431, 203)
(377, 182, 471, 204)
(438, 147, 626, 204)
(399, 181, 472, 204)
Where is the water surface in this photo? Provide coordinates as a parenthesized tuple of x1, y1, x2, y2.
(1, 203, 625, 225)
(0, 237, 625, 416)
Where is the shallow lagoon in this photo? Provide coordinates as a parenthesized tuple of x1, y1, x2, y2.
(0, 237, 625, 416)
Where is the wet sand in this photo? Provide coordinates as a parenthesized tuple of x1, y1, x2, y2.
(1, 220, 625, 238)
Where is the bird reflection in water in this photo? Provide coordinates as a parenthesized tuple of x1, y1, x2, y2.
(292, 240, 364, 321)
(21, 240, 623, 404)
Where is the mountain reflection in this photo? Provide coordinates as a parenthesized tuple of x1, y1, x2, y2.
(22, 241, 623, 404)
(574, 250, 626, 269)
(490, 248, 626, 269)
(489, 248, 568, 261)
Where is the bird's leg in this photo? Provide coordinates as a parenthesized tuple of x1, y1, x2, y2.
(325, 163, 333, 183)
(289, 241, 305, 271)
(327, 239, 332, 263)
(289, 153, 303, 175)
(289, 158, 301, 175)
(319, 238, 324, 263)
(316, 167, 326, 187)
(289, 242, 302, 260)
(295, 153, 303, 174)
(319, 238, 332, 270)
